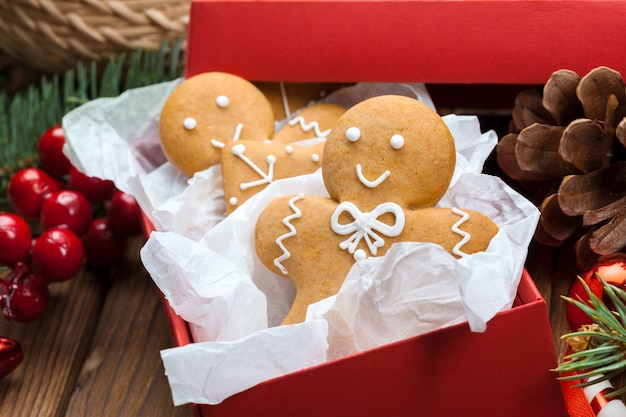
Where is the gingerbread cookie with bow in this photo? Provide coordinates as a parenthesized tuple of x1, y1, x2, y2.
(255, 95, 499, 324)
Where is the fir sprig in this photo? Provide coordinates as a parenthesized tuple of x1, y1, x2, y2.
(555, 278, 626, 398)
(0, 39, 185, 202)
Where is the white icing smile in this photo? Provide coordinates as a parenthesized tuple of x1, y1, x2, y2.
(356, 164, 390, 188)
(210, 123, 244, 149)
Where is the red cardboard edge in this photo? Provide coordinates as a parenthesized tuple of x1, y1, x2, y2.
(186, 0, 626, 84)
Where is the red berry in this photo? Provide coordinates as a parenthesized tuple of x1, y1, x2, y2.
(107, 191, 143, 237)
(40, 190, 93, 236)
(7, 168, 58, 219)
(68, 166, 116, 203)
(1, 269, 50, 322)
(0, 213, 32, 265)
(82, 218, 127, 267)
(37, 126, 72, 178)
(31, 228, 84, 282)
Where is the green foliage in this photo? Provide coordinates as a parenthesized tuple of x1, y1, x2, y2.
(555, 277, 626, 398)
(0, 40, 185, 200)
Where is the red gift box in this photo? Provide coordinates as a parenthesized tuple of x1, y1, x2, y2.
(156, 264, 567, 417)
(150, 0, 578, 415)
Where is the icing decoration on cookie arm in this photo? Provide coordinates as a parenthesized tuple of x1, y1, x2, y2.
(274, 194, 305, 274)
(288, 116, 332, 138)
(451, 207, 471, 257)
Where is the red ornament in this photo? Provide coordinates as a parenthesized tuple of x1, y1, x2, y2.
(0, 337, 23, 379)
(566, 254, 626, 331)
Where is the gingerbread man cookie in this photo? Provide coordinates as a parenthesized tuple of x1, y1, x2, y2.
(220, 103, 346, 213)
(255, 95, 499, 325)
(159, 72, 275, 177)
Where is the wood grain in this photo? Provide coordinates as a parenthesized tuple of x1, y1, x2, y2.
(0, 259, 108, 417)
(63, 241, 190, 417)
(0, 238, 189, 417)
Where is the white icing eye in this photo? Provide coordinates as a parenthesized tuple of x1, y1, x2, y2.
(346, 127, 361, 142)
(216, 95, 230, 108)
(232, 144, 246, 155)
(311, 154, 320, 162)
(390, 134, 404, 150)
(284, 145, 294, 155)
(229, 197, 238, 206)
(183, 117, 197, 130)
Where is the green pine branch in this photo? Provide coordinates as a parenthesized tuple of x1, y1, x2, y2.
(0, 39, 185, 202)
(555, 277, 626, 398)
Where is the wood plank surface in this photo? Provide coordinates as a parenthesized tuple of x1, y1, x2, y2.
(0, 238, 190, 417)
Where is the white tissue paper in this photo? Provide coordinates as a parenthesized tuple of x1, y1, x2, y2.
(62, 80, 539, 405)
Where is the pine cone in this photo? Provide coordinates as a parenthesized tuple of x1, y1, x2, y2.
(497, 66, 626, 268)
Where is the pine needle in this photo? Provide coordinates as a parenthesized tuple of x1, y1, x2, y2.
(0, 39, 185, 203)
(555, 277, 626, 397)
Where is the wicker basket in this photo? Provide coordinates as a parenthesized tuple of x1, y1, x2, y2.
(0, 0, 190, 74)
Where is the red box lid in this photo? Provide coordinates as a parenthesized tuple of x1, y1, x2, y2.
(187, 0, 626, 84)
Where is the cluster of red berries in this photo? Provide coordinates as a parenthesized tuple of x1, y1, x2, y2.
(0, 126, 143, 322)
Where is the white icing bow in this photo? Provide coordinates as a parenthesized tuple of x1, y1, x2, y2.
(330, 201, 405, 260)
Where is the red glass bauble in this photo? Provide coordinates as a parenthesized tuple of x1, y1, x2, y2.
(0, 337, 23, 379)
(566, 254, 626, 331)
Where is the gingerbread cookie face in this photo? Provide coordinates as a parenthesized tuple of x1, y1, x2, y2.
(255, 95, 499, 325)
(323, 95, 456, 210)
(159, 72, 275, 177)
(273, 103, 347, 144)
(221, 140, 325, 213)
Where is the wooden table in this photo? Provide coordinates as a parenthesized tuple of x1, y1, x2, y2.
(0, 237, 192, 417)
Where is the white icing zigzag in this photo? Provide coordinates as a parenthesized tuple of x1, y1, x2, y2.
(289, 116, 331, 138)
(274, 194, 304, 274)
(451, 207, 471, 257)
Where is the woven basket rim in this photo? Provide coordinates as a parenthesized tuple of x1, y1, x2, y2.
(0, 0, 190, 73)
